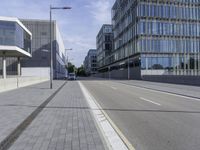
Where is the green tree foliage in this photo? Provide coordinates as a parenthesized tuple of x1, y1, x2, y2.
(76, 65, 86, 77)
(67, 62, 76, 73)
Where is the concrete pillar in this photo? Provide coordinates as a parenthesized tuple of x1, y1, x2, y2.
(194, 53, 197, 76)
(173, 54, 176, 75)
(184, 53, 187, 75)
(17, 57, 21, 76)
(188, 53, 190, 75)
(2, 53, 6, 79)
(198, 53, 200, 76)
(176, 54, 180, 75)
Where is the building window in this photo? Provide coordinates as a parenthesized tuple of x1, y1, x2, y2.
(41, 32, 47, 36)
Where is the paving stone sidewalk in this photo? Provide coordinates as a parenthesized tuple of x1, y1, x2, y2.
(8, 81, 106, 150)
(0, 81, 65, 144)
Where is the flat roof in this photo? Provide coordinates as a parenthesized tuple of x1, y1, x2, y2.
(20, 18, 56, 23)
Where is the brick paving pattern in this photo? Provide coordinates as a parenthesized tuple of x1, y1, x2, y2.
(0, 81, 64, 144)
(8, 81, 105, 150)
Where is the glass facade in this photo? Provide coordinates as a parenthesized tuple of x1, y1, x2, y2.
(97, 25, 113, 70)
(138, 38, 200, 53)
(141, 54, 200, 76)
(0, 21, 31, 54)
(138, 20, 200, 37)
(137, 2, 199, 20)
(137, 0, 200, 20)
(84, 49, 97, 75)
(111, 0, 200, 76)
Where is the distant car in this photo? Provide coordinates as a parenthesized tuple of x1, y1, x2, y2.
(68, 73, 76, 80)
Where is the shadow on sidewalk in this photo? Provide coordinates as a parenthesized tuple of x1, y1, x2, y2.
(0, 104, 200, 114)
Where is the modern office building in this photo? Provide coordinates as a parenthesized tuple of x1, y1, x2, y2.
(96, 24, 113, 71)
(20, 19, 67, 79)
(84, 49, 97, 75)
(0, 16, 32, 78)
(98, 0, 200, 81)
(0, 18, 67, 79)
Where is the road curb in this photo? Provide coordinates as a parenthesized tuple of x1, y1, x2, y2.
(118, 81, 200, 100)
(79, 81, 135, 150)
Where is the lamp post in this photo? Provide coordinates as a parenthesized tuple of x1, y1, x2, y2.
(50, 5, 71, 89)
(65, 48, 73, 77)
(65, 48, 73, 67)
(128, 55, 130, 80)
(119, 38, 130, 80)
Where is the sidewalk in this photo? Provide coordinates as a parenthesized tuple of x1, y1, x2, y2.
(0, 81, 64, 144)
(1, 81, 105, 150)
(118, 80, 200, 98)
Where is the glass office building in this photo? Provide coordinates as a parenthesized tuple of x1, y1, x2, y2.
(111, 0, 200, 78)
(20, 19, 67, 79)
(96, 24, 113, 71)
(0, 20, 31, 54)
(84, 49, 97, 75)
(0, 17, 32, 78)
(0, 17, 67, 79)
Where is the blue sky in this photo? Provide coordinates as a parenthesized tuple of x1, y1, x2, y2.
(0, 0, 115, 67)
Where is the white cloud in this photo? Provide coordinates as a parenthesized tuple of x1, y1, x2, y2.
(63, 35, 96, 67)
(0, 0, 116, 67)
(87, 0, 114, 25)
(64, 36, 94, 49)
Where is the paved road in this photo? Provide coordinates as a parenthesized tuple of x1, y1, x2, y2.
(118, 80, 200, 99)
(81, 79, 200, 150)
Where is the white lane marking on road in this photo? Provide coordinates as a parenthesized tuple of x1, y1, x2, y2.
(110, 86, 117, 90)
(98, 82, 107, 86)
(121, 82, 200, 103)
(79, 81, 135, 150)
(140, 97, 161, 106)
(168, 94, 200, 102)
(98, 82, 117, 90)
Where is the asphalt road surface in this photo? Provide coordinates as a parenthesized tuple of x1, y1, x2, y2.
(80, 79, 200, 150)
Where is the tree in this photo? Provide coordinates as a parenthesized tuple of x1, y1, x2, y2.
(77, 65, 86, 77)
(67, 62, 76, 73)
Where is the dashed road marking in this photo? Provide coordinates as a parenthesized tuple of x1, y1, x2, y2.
(110, 86, 117, 90)
(119, 82, 200, 103)
(140, 97, 161, 106)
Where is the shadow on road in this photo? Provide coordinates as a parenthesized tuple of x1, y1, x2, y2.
(0, 104, 200, 114)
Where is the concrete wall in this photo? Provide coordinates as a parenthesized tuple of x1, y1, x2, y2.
(94, 67, 141, 80)
(0, 77, 49, 93)
(21, 67, 50, 78)
(110, 69, 128, 79)
(142, 75, 200, 86)
(130, 67, 141, 80)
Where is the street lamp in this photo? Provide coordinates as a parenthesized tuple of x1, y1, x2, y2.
(65, 48, 73, 67)
(65, 48, 73, 50)
(50, 5, 71, 89)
